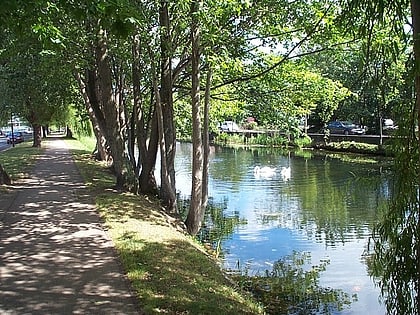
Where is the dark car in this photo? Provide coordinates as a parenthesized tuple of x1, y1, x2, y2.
(327, 121, 365, 135)
(6, 131, 24, 144)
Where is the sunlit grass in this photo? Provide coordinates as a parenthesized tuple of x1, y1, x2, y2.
(77, 135, 96, 152)
(0, 142, 43, 181)
(65, 138, 263, 314)
(323, 141, 387, 155)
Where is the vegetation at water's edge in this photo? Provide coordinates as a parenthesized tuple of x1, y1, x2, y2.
(65, 138, 264, 315)
(233, 252, 356, 315)
(315, 141, 389, 155)
(67, 137, 359, 314)
(214, 132, 312, 148)
(214, 131, 389, 157)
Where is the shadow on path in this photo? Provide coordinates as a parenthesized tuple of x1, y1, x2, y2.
(0, 139, 141, 314)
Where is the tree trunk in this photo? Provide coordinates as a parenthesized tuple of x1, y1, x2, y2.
(159, 1, 177, 212)
(42, 126, 48, 138)
(131, 32, 158, 195)
(138, 110, 159, 195)
(75, 70, 111, 162)
(87, 70, 111, 162)
(128, 43, 139, 176)
(410, 0, 420, 313)
(202, 68, 212, 209)
(0, 164, 11, 185)
(32, 124, 42, 147)
(65, 126, 73, 138)
(96, 28, 126, 189)
(152, 58, 176, 210)
(185, 0, 203, 235)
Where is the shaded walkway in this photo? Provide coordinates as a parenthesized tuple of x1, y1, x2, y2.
(0, 139, 140, 314)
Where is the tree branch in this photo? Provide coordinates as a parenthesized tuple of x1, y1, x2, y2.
(213, 3, 335, 89)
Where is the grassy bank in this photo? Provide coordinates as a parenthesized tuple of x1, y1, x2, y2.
(314, 141, 389, 155)
(0, 142, 43, 181)
(65, 139, 263, 315)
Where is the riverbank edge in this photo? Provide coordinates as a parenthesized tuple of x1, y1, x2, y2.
(65, 139, 264, 315)
(213, 139, 392, 157)
(311, 141, 391, 156)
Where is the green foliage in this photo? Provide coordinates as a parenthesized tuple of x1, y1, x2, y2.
(248, 134, 290, 147)
(368, 101, 419, 314)
(216, 132, 229, 143)
(294, 135, 312, 148)
(1, 2, 417, 312)
(215, 132, 244, 144)
(215, 132, 313, 148)
(67, 105, 93, 138)
(320, 141, 384, 155)
(240, 59, 351, 131)
(0, 37, 75, 128)
(66, 139, 264, 314)
(209, 90, 245, 127)
(235, 252, 354, 314)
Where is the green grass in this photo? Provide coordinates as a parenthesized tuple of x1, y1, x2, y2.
(0, 142, 43, 181)
(321, 141, 387, 155)
(65, 138, 263, 315)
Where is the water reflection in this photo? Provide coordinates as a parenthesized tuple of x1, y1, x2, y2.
(238, 251, 356, 315)
(174, 142, 390, 314)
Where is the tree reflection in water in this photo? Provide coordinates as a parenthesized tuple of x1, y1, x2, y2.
(179, 197, 247, 258)
(174, 143, 391, 313)
(234, 251, 357, 315)
(179, 197, 356, 314)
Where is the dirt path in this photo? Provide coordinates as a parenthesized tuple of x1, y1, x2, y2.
(0, 139, 141, 315)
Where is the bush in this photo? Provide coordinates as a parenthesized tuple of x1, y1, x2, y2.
(294, 135, 312, 148)
(248, 134, 289, 146)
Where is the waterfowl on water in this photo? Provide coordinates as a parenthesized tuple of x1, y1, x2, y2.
(254, 166, 276, 179)
(280, 166, 291, 181)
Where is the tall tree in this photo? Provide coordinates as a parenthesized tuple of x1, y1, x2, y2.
(158, 0, 177, 212)
(413, 1, 420, 312)
(185, 0, 204, 235)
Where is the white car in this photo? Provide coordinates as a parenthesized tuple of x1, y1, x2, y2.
(383, 119, 397, 130)
(219, 121, 240, 132)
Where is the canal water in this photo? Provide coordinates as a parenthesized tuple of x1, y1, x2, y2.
(172, 142, 390, 314)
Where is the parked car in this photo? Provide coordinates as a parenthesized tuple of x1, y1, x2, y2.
(327, 121, 365, 135)
(6, 131, 24, 144)
(383, 118, 397, 130)
(219, 121, 240, 132)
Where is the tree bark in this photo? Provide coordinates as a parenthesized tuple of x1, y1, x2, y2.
(32, 124, 42, 148)
(159, 1, 177, 212)
(129, 35, 140, 177)
(25, 107, 42, 148)
(152, 57, 176, 210)
(202, 68, 212, 209)
(138, 110, 159, 195)
(185, 0, 203, 235)
(131, 32, 158, 195)
(0, 164, 11, 185)
(95, 28, 127, 189)
(74, 70, 110, 162)
(410, 0, 420, 313)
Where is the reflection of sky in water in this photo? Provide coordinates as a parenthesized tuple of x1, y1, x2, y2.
(173, 143, 387, 314)
(223, 227, 312, 271)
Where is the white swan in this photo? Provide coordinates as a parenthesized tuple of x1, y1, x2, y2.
(254, 166, 276, 179)
(280, 166, 291, 181)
